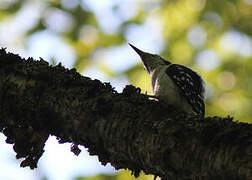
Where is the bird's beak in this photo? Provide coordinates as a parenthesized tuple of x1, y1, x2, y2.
(129, 43, 147, 58)
(129, 43, 151, 73)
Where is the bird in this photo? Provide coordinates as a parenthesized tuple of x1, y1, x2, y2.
(129, 43, 205, 118)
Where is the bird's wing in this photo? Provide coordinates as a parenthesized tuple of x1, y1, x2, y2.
(166, 64, 205, 117)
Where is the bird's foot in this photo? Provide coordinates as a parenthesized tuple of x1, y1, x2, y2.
(144, 91, 159, 100)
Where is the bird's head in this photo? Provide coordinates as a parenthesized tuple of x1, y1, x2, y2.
(129, 43, 171, 73)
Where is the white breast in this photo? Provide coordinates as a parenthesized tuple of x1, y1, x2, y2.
(150, 66, 193, 112)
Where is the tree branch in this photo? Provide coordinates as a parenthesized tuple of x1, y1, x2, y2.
(0, 48, 251, 180)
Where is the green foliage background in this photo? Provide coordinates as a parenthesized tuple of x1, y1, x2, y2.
(75, 170, 154, 180)
(1, 0, 252, 179)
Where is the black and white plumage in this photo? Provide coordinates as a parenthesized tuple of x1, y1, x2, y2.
(165, 64, 205, 117)
(129, 43, 205, 118)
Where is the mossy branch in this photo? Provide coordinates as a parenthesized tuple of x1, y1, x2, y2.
(0, 48, 251, 180)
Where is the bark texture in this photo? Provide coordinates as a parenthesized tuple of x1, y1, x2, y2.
(0, 48, 251, 180)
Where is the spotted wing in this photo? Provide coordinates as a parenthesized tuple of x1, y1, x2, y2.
(165, 64, 205, 117)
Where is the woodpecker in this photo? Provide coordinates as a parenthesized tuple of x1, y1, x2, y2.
(129, 43, 205, 118)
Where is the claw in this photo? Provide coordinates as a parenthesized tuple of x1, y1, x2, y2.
(143, 90, 159, 100)
(147, 95, 159, 100)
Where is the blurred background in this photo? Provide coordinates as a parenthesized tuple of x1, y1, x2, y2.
(1, 0, 252, 179)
